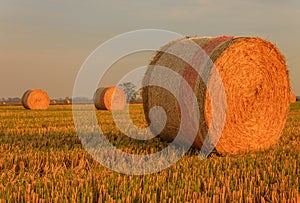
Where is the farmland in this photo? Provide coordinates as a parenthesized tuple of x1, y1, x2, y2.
(0, 103, 299, 202)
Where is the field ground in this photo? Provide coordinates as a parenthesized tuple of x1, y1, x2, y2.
(0, 103, 299, 202)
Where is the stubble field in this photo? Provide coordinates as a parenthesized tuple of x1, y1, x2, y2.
(0, 103, 299, 202)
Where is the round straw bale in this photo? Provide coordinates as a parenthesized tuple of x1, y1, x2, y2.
(94, 86, 126, 110)
(64, 99, 71, 105)
(142, 36, 290, 154)
(290, 93, 296, 103)
(22, 89, 50, 110)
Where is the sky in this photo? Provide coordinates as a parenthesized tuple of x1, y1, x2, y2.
(0, 0, 299, 98)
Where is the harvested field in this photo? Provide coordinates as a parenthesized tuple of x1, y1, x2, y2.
(0, 103, 299, 202)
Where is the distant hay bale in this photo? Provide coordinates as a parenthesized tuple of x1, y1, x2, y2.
(64, 99, 71, 105)
(51, 100, 57, 105)
(22, 89, 50, 110)
(143, 36, 290, 154)
(94, 87, 126, 110)
(290, 93, 296, 103)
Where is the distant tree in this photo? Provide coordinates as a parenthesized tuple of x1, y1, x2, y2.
(72, 97, 93, 104)
(12, 97, 21, 102)
(119, 82, 136, 103)
(4, 97, 21, 104)
(131, 89, 143, 103)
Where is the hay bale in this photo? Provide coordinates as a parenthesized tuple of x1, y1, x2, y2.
(142, 36, 290, 154)
(290, 93, 296, 103)
(64, 99, 71, 105)
(22, 89, 50, 110)
(94, 86, 126, 110)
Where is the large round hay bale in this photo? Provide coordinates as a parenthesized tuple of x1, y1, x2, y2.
(142, 36, 290, 154)
(94, 87, 126, 110)
(22, 89, 50, 110)
(290, 93, 296, 103)
(64, 99, 71, 105)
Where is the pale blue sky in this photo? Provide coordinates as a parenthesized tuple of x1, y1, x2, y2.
(0, 0, 299, 98)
